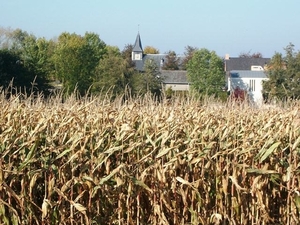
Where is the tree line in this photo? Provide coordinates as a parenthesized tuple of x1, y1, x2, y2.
(0, 28, 133, 97)
(0, 27, 299, 100)
(0, 27, 226, 98)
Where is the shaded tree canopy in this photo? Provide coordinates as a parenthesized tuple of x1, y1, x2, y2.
(0, 28, 52, 94)
(121, 44, 136, 68)
(131, 59, 162, 96)
(121, 44, 133, 59)
(162, 50, 179, 70)
(0, 50, 31, 89)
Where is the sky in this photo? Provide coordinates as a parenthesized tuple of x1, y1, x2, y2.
(1, 0, 300, 58)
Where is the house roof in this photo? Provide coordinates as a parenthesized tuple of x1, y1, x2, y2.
(134, 53, 186, 71)
(134, 54, 166, 71)
(132, 33, 143, 52)
(133, 54, 189, 84)
(132, 32, 188, 72)
(225, 57, 270, 71)
(160, 70, 188, 84)
(230, 70, 267, 78)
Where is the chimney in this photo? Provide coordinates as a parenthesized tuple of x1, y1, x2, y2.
(225, 54, 230, 60)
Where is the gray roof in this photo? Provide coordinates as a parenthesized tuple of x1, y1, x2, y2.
(230, 70, 267, 78)
(132, 32, 188, 72)
(225, 57, 270, 71)
(133, 54, 188, 84)
(160, 70, 188, 84)
(132, 33, 143, 52)
(134, 53, 186, 71)
(134, 54, 165, 71)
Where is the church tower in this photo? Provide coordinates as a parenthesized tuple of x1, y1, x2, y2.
(132, 33, 143, 61)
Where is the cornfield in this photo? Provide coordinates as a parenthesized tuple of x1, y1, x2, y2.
(0, 92, 300, 225)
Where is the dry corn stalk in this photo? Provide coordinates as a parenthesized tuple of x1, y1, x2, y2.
(0, 93, 299, 224)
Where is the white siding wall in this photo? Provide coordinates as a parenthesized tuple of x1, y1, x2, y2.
(165, 84, 190, 91)
(229, 77, 268, 104)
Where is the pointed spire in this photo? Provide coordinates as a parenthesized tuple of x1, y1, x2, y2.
(132, 32, 143, 52)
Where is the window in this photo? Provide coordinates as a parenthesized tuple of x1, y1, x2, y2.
(134, 53, 141, 60)
(230, 72, 239, 78)
(249, 79, 255, 91)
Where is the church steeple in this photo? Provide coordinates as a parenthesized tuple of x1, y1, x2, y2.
(132, 32, 143, 60)
(133, 33, 143, 52)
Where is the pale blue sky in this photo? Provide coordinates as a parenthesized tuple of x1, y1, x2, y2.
(1, 0, 299, 57)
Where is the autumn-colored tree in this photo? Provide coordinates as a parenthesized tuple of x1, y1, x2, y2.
(144, 46, 159, 54)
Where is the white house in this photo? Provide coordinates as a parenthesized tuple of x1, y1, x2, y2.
(131, 33, 272, 98)
(224, 56, 270, 104)
(228, 70, 268, 104)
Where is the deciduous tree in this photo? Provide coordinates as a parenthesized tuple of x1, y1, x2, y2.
(92, 46, 133, 96)
(187, 48, 225, 96)
(144, 46, 159, 54)
(262, 53, 286, 99)
(21, 35, 53, 89)
(0, 50, 30, 90)
(0, 28, 51, 94)
(0, 27, 15, 49)
(239, 51, 263, 58)
(121, 44, 136, 68)
(162, 50, 179, 70)
(263, 43, 300, 100)
(181, 45, 198, 70)
(131, 59, 162, 96)
(53, 32, 106, 95)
